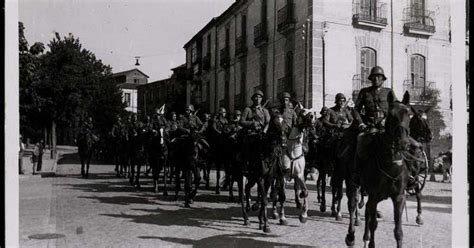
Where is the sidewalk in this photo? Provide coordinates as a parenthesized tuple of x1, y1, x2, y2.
(20, 149, 58, 178)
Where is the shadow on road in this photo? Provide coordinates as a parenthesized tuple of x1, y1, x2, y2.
(137, 233, 314, 247)
(406, 194, 451, 205)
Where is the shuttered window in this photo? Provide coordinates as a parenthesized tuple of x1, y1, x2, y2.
(360, 47, 376, 85)
(410, 54, 425, 87)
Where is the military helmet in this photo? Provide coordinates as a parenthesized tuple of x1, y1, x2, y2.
(252, 90, 264, 99)
(234, 110, 242, 116)
(335, 93, 346, 102)
(368, 66, 387, 81)
(320, 106, 329, 115)
(281, 92, 291, 99)
(186, 104, 195, 112)
(218, 107, 226, 114)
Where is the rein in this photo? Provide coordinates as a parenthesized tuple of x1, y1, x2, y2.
(401, 150, 426, 163)
(373, 130, 408, 184)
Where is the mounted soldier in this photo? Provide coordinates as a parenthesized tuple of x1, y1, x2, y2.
(278, 92, 297, 136)
(180, 104, 203, 134)
(211, 107, 230, 194)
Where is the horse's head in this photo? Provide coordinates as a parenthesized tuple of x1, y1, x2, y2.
(409, 107, 433, 142)
(385, 91, 412, 151)
(296, 108, 315, 130)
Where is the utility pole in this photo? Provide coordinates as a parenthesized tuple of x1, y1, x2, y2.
(390, 0, 394, 89)
(302, 19, 309, 107)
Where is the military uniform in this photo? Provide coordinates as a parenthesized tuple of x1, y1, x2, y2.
(240, 105, 270, 132)
(212, 115, 229, 134)
(354, 86, 394, 127)
(180, 114, 203, 133)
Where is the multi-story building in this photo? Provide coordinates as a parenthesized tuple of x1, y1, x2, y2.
(112, 68, 149, 113)
(137, 64, 187, 117)
(184, 0, 452, 137)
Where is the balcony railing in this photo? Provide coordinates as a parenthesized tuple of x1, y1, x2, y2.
(235, 36, 247, 57)
(352, 1, 388, 28)
(202, 53, 211, 71)
(403, 6, 436, 35)
(403, 80, 436, 103)
(277, 75, 293, 96)
(277, 3, 296, 33)
(254, 21, 268, 47)
(219, 47, 230, 68)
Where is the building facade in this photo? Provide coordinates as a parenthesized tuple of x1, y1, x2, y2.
(184, 0, 453, 138)
(112, 68, 149, 113)
(137, 64, 187, 118)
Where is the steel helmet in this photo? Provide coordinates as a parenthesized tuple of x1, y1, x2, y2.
(252, 90, 264, 99)
(320, 106, 329, 115)
(234, 110, 242, 115)
(335, 93, 346, 102)
(186, 104, 195, 112)
(368, 66, 387, 81)
(281, 92, 291, 99)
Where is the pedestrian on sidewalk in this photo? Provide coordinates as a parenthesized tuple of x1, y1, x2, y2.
(31, 142, 40, 175)
(36, 139, 45, 172)
(19, 135, 25, 174)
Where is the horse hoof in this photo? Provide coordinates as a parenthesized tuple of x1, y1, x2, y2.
(263, 226, 271, 233)
(355, 218, 361, 226)
(336, 213, 343, 221)
(272, 212, 279, 220)
(376, 211, 383, 219)
(345, 234, 355, 246)
(317, 196, 321, 203)
(251, 203, 259, 211)
(279, 219, 288, 225)
(320, 205, 326, 212)
(299, 215, 307, 224)
(416, 216, 424, 225)
(245, 205, 251, 213)
(184, 203, 191, 208)
(244, 220, 251, 226)
(258, 224, 263, 230)
(331, 210, 337, 217)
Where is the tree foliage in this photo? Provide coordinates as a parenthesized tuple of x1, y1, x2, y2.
(19, 22, 125, 143)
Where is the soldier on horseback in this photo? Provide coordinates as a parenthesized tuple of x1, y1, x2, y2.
(180, 104, 203, 134)
(211, 107, 230, 194)
(278, 92, 297, 136)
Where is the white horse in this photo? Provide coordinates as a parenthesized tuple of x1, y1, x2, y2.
(272, 108, 314, 224)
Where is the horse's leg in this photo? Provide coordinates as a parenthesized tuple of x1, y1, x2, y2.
(236, 175, 249, 226)
(228, 172, 235, 202)
(316, 172, 321, 203)
(354, 186, 361, 226)
(245, 177, 256, 213)
(330, 176, 338, 217)
(135, 162, 141, 189)
(191, 162, 201, 201)
(294, 171, 309, 223)
(392, 194, 405, 248)
(173, 164, 181, 201)
(345, 181, 357, 246)
(184, 167, 192, 207)
(80, 154, 85, 177)
(163, 157, 169, 196)
(320, 170, 327, 212)
(277, 177, 287, 225)
(215, 162, 221, 194)
(413, 185, 423, 225)
(129, 157, 135, 185)
(364, 197, 378, 248)
(86, 154, 91, 178)
(258, 178, 271, 233)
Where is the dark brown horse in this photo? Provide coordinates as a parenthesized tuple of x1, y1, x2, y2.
(345, 91, 412, 248)
(147, 127, 170, 195)
(77, 129, 98, 178)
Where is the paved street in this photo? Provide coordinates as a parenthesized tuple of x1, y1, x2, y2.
(20, 149, 452, 248)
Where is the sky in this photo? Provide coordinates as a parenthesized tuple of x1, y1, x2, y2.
(19, 0, 234, 82)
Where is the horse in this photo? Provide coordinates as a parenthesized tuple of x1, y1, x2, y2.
(170, 131, 210, 207)
(403, 108, 433, 225)
(76, 129, 98, 178)
(345, 91, 412, 248)
(147, 126, 170, 194)
(271, 108, 314, 225)
(128, 126, 148, 189)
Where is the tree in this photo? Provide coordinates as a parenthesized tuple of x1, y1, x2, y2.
(20, 24, 125, 156)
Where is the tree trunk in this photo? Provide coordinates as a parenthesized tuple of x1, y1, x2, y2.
(51, 121, 57, 159)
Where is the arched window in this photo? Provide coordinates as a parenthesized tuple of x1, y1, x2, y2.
(410, 54, 425, 87)
(360, 47, 376, 85)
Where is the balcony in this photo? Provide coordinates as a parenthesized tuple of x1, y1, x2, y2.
(277, 3, 296, 34)
(352, 1, 388, 29)
(254, 21, 268, 47)
(202, 53, 211, 71)
(403, 80, 437, 104)
(235, 36, 247, 58)
(277, 75, 293, 96)
(219, 47, 230, 68)
(403, 6, 436, 36)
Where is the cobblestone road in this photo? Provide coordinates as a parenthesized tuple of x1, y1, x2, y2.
(20, 151, 452, 248)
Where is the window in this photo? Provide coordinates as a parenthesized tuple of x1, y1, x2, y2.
(225, 28, 230, 47)
(260, 63, 266, 91)
(124, 93, 131, 107)
(207, 34, 211, 54)
(286, 51, 293, 76)
(134, 78, 139, 84)
(410, 54, 425, 87)
(360, 47, 376, 85)
(241, 15, 247, 37)
(191, 43, 198, 63)
(360, 0, 377, 18)
(261, 0, 267, 21)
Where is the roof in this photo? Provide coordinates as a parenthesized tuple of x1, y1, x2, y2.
(117, 83, 139, 90)
(183, 18, 217, 49)
(137, 78, 171, 89)
(112, 68, 150, 78)
(171, 63, 186, 71)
